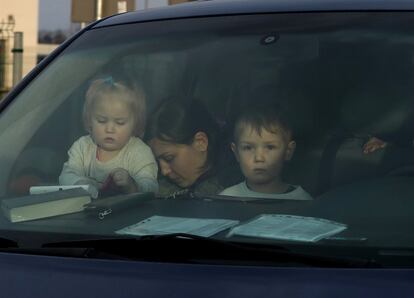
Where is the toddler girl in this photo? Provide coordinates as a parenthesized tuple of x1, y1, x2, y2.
(59, 78, 158, 196)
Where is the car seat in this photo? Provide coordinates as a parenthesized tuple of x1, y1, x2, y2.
(313, 81, 414, 196)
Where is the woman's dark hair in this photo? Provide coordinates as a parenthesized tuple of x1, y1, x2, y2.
(145, 98, 220, 170)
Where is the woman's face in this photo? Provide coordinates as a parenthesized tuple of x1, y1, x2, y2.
(148, 132, 209, 188)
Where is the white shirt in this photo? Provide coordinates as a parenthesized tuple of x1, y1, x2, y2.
(59, 135, 158, 193)
(220, 181, 312, 200)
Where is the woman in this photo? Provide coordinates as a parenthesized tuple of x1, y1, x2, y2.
(145, 98, 226, 196)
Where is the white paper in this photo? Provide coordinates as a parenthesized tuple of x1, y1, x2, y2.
(228, 214, 347, 242)
(116, 215, 240, 237)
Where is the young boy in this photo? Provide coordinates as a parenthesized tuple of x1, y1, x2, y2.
(220, 103, 312, 200)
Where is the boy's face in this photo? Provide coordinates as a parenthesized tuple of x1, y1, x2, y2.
(90, 95, 135, 153)
(232, 124, 296, 188)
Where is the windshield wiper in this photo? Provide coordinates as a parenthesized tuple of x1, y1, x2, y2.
(42, 233, 379, 268)
(0, 236, 18, 248)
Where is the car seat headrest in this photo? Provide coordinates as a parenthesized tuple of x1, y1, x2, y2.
(339, 85, 412, 136)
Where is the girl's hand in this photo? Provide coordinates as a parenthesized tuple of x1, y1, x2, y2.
(363, 137, 387, 154)
(110, 168, 138, 193)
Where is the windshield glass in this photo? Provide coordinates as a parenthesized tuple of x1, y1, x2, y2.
(1, 12, 414, 265)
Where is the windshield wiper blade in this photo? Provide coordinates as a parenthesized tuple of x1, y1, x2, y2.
(42, 233, 379, 268)
(0, 237, 18, 248)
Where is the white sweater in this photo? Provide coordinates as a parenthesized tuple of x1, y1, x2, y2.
(59, 135, 158, 193)
(220, 181, 312, 200)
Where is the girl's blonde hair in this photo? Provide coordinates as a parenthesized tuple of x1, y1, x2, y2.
(83, 78, 146, 138)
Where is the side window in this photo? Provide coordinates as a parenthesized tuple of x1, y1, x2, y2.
(7, 85, 85, 195)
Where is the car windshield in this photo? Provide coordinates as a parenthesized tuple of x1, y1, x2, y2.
(1, 11, 414, 266)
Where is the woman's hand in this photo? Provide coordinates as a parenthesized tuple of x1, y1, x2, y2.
(363, 137, 387, 154)
(110, 168, 138, 193)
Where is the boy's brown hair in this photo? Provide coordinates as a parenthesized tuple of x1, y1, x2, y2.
(233, 103, 293, 143)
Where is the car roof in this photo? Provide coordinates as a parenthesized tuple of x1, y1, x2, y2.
(94, 0, 414, 28)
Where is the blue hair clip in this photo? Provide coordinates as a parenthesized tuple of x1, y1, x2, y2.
(102, 76, 114, 86)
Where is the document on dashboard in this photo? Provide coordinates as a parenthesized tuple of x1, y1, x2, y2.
(227, 214, 347, 242)
(116, 215, 240, 237)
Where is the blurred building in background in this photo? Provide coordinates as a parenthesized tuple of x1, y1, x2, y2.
(0, 0, 38, 98)
(72, 0, 136, 24)
(0, 0, 195, 99)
